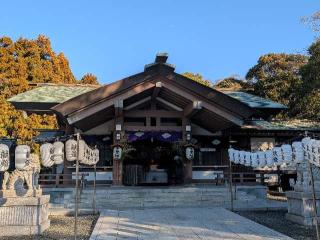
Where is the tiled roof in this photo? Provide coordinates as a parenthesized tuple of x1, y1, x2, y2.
(244, 119, 320, 131)
(220, 90, 287, 109)
(8, 85, 97, 104)
(9, 85, 286, 112)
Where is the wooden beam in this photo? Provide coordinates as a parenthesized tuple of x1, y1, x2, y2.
(161, 81, 244, 126)
(156, 97, 183, 111)
(114, 99, 123, 117)
(124, 110, 183, 118)
(152, 82, 162, 99)
(151, 82, 162, 110)
(124, 96, 151, 110)
(67, 82, 155, 124)
(124, 126, 182, 132)
(184, 101, 202, 118)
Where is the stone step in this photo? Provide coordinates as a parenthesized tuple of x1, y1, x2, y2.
(62, 186, 257, 209)
(66, 199, 231, 209)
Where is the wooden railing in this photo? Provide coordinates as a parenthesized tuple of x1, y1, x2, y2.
(38, 173, 89, 188)
(38, 171, 275, 187)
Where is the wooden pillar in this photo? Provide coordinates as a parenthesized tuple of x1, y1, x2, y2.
(113, 158, 122, 185)
(182, 117, 193, 184)
(113, 99, 124, 186)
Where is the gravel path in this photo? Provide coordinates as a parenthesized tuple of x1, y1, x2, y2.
(3, 214, 98, 240)
(236, 210, 317, 240)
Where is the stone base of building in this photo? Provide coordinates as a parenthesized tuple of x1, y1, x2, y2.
(286, 190, 320, 226)
(0, 194, 50, 237)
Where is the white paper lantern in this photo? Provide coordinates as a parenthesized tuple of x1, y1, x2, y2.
(244, 152, 251, 167)
(78, 140, 86, 163)
(15, 145, 31, 170)
(251, 152, 259, 168)
(53, 141, 64, 165)
(302, 137, 311, 161)
(228, 148, 235, 163)
(273, 147, 282, 166)
(257, 151, 266, 168)
(0, 144, 10, 171)
(40, 143, 55, 167)
(234, 150, 240, 164)
(310, 140, 320, 167)
(113, 146, 122, 160)
(239, 151, 246, 165)
(292, 141, 304, 163)
(66, 139, 77, 161)
(265, 150, 273, 167)
(186, 147, 195, 160)
(93, 148, 99, 165)
(281, 144, 293, 163)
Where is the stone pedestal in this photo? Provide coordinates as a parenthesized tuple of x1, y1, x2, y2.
(0, 192, 50, 237)
(286, 190, 320, 226)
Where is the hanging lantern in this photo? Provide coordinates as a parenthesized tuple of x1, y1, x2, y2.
(93, 148, 100, 165)
(0, 144, 10, 172)
(302, 137, 311, 161)
(251, 152, 258, 168)
(281, 144, 293, 163)
(113, 146, 122, 160)
(40, 143, 55, 167)
(53, 141, 64, 165)
(78, 140, 86, 163)
(66, 139, 77, 161)
(273, 147, 282, 166)
(15, 145, 31, 170)
(185, 146, 195, 161)
(228, 148, 235, 163)
(292, 141, 304, 164)
(233, 150, 240, 164)
(239, 151, 246, 165)
(244, 152, 251, 167)
(257, 151, 266, 168)
(265, 150, 274, 167)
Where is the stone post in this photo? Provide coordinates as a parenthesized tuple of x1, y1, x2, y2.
(286, 160, 320, 225)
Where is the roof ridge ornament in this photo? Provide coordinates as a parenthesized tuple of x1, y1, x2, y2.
(155, 52, 168, 63)
(144, 53, 175, 72)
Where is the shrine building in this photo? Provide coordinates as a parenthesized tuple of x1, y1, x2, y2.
(8, 53, 320, 186)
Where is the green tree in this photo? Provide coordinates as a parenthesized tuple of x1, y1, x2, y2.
(295, 40, 320, 120)
(79, 73, 100, 85)
(246, 53, 308, 116)
(301, 10, 320, 36)
(183, 72, 213, 87)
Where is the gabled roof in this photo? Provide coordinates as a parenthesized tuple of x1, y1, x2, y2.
(7, 54, 288, 132)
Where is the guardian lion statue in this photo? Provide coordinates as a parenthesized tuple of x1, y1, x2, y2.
(2, 154, 41, 195)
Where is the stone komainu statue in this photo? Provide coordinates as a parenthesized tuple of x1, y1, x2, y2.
(2, 152, 41, 193)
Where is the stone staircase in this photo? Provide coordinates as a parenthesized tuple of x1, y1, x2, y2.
(64, 186, 257, 210)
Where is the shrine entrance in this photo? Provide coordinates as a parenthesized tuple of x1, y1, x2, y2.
(122, 138, 184, 186)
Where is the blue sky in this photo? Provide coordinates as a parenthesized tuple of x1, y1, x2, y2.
(0, 1, 318, 84)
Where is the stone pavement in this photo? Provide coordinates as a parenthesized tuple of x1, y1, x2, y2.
(90, 207, 292, 240)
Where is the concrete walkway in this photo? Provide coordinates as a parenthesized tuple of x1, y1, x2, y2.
(90, 207, 292, 240)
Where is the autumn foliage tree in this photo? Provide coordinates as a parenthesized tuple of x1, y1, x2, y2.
(0, 35, 78, 148)
(79, 73, 99, 85)
(183, 72, 213, 87)
(214, 77, 253, 91)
